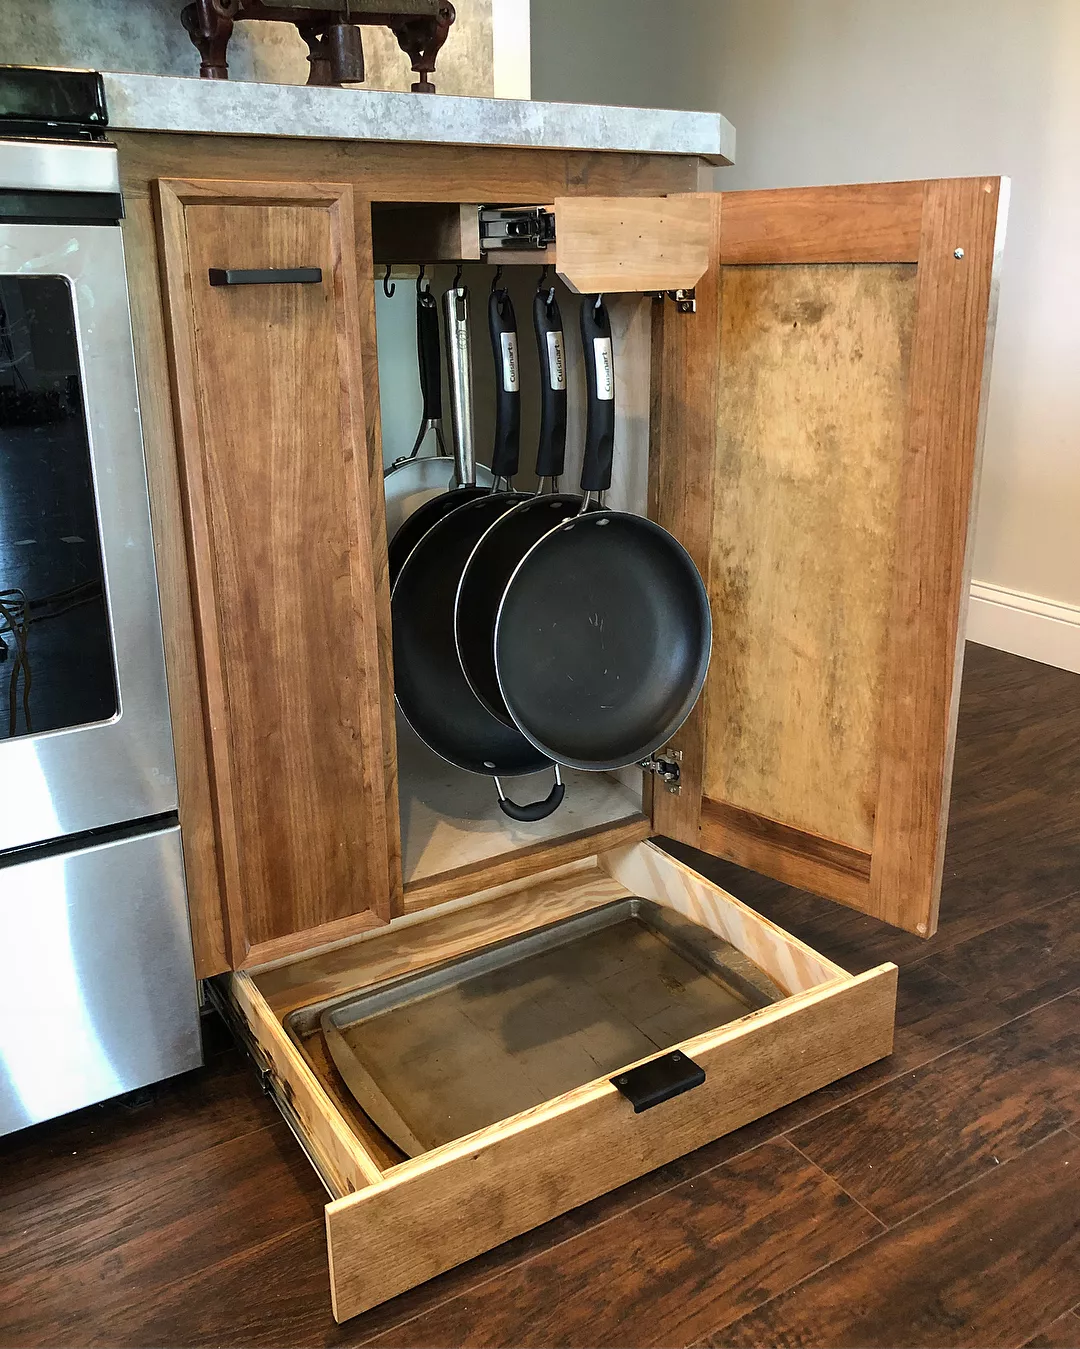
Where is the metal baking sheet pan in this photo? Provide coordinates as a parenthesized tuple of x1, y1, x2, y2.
(286, 898, 786, 1158)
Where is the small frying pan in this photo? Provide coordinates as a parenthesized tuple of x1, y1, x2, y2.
(383, 269, 493, 547)
(492, 295, 712, 772)
(454, 278, 580, 725)
(390, 280, 565, 822)
(387, 279, 490, 584)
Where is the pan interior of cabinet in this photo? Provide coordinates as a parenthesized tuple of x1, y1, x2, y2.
(397, 714, 642, 884)
(704, 262, 917, 851)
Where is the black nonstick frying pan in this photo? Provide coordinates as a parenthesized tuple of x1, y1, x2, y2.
(390, 280, 565, 822)
(454, 277, 580, 725)
(491, 295, 713, 772)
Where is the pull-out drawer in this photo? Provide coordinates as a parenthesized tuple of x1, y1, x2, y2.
(217, 840, 896, 1322)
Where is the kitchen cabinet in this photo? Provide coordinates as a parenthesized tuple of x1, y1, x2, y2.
(119, 128, 1004, 1320)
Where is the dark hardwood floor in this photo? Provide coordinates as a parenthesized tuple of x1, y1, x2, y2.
(2, 641, 1079, 1349)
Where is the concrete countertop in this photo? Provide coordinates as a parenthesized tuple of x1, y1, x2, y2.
(100, 71, 735, 164)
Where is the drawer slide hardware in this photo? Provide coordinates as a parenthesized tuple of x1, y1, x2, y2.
(208, 267, 323, 287)
(479, 206, 556, 252)
(612, 1050, 706, 1113)
(640, 748, 682, 793)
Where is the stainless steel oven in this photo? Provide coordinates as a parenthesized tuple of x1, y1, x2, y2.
(0, 140, 177, 848)
(0, 68, 200, 1135)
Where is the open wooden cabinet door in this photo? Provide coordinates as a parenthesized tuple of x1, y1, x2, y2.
(650, 178, 1008, 937)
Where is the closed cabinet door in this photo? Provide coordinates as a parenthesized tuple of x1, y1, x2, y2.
(156, 179, 394, 968)
(650, 178, 1007, 938)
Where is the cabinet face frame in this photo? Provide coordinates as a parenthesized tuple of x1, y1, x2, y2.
(650, 178, 1008, 938)
(141, 156, 1005, 970)
(155, 178, 396, 968)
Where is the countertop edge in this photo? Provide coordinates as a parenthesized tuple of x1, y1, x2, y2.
(101, 71, 735, 165)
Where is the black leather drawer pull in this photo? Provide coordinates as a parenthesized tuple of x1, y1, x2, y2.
(208, 267, 322, 287)
(612, 1050, 706, 1113)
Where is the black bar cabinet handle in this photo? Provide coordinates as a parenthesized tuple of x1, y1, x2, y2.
(208, 267, 323, 287)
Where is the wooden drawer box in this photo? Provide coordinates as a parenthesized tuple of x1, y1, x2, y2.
(218, 839, 896, 1322)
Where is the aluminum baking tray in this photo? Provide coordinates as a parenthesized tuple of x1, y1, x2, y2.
(285, 897, 786, 1158)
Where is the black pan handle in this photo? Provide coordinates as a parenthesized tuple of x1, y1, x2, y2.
(208, 267, 322, 286)
(494, 767, 565, 822)
(533, 287, 568, 479)
(416, 288, 443, 423)
(489, 287, 521, 480)
(579, 295, 615, 494)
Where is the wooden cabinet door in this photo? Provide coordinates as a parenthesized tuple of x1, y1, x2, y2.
(156, 179, 395, 968)
(651, 178, 1007, 937)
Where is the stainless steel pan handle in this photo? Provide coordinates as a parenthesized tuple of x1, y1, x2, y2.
(443, 283, 476, 487)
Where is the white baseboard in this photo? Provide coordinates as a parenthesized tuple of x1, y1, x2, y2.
(966, 581, 1080, 675)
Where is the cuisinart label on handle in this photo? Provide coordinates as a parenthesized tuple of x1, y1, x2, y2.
(546, 330, 566, 391)
(500, 331, 520, 392)
(593, 337, 614, 401)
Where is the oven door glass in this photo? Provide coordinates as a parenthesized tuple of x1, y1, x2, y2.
(1, 274, 118, 740)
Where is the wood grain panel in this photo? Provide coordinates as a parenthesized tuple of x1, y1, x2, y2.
(553, 194, 712, 294)
(252, 861, 633, 1019)
(223, 971, 384, 1195)
(116, 132, 699, 210)
(790, 992, 1080, 1225)
(648, 196, 723, 844)
(155, 179, 392, 963)
(703, 261, 917, 850)
(870, 177, 1008, 934)
(325, 964, 896, 1320)
(402, 813, 649, 914)
(653, 179, 1005, 940)
(699, 799, 872, 910)
(601, 840, 846, 994)
(364, 1139, 883, 1348)
(718, 1129, 1080, 1349)
(925, 890, 1080, 1018)
(719, 180, 926, 264)
(1023, 1311, 1080, 1349)
(121, 198, 229, 977)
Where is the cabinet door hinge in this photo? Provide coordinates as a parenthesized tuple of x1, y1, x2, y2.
(640, 748, 683, 793)
(650, 289, 697, 314)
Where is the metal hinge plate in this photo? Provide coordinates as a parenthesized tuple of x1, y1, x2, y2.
(640, 748, 682, 794)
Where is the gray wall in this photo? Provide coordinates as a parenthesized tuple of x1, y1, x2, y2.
(0, 0, 494, 94)
(531, 0, 1080, 656)
(531, 0, 720, 110)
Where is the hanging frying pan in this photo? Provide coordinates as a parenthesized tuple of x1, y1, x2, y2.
(492, 295, 712, 772)
(387, 278, 490, 584)
(383, 268, 493, 545)
(391, 279, 565, 822)
(454, 276, 580, 725)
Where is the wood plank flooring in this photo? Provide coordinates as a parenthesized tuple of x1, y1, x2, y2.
(2, 641, 1080, 1348)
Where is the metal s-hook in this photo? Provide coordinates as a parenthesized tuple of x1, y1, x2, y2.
(536, 263, 550, 294)
(416, 262, 428, 295)
(594, 292, 604, 311)
(452, 261, 464, 289)
(491, 263, 504, 294)
(382, 264, 395, 298)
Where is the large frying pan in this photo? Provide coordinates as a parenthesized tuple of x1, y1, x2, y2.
(454, 279, 579, 725)
(491, 296, 712, 772)
(383, 270, 493, 547)
(391, 281, 565, 822)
